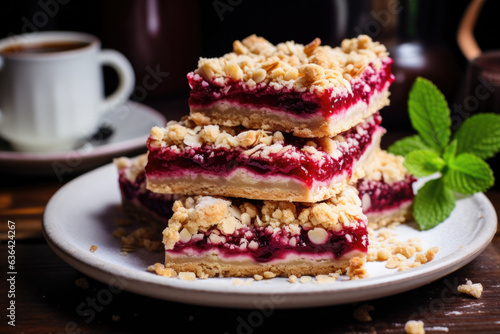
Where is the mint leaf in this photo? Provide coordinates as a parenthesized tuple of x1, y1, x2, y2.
(453, 113, 500, 159)
(387, 135, 432, 157)
(443, 140, 457, 164)
(444, 153, 494, 194)
(408, 77, 451, 151)
(414, 178, 455, 230)
(404, 150, 445, 177)
(393, 78, 500, 229)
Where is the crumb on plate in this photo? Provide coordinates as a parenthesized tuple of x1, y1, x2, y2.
(457, 279, 483, 298)
(404, 320, 425, 334)
(299, 276, 312, 284)
(179, 271, 196, 281)
(232, 278, 254, 286)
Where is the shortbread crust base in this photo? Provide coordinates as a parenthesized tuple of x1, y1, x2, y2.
(190, 89, 390, 138)
(165, 251, 365, 278)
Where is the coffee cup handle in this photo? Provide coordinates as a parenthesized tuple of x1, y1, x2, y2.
(98, 50, 135, 113)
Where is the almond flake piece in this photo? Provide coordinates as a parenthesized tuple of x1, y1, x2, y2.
(308, 227, 328, 244)
(263, 271, 276, 279)
(178, 272, 196, 281)
(315, 274, 337, 283)
(299, 276, 312, 284)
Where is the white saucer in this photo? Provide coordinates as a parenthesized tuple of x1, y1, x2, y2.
(43, 164, 498, 308)
(0, 101, 165, 176)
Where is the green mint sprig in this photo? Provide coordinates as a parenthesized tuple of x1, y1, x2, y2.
(388, 77, 500, 230)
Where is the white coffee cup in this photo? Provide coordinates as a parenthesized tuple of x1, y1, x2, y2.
(0, 31, 135, 152)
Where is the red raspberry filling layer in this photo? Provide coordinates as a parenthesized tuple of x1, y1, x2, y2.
(187, 60, 394, 118)
(118, 170, 175, 219)
(168, 224, 368, 263)
(356, 175, 416, 213)
(147, 115, 382, 188)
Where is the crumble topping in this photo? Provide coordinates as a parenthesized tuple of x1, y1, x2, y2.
(89, 245, 98, 253)
(148, 115, 375, 160)
(114, 155, 148, 183)
(148, 264, 209, 280)
(162, 187, 366, 250)
(347, 257, 368, 280)
(149, 117, 279, 150)
(193, 34, 389, 93)
(147, 263, 177, 278)
(367, 228, 439, 271)
(363, 149, 408, 184)
(405, 320, 425, 334)
(457, 279, 483, 298)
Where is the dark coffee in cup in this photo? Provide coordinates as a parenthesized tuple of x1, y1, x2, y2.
(1, 41, 90, 55)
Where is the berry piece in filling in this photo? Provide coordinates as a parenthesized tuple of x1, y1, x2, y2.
(188, 34, 394, 138)
(146, 114, 384, 203)
(162, 187, 368, 278)
(356, 150, 416, 229)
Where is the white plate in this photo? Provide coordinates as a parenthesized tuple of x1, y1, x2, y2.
(43, 164, 497, 308)
(0, 101, 165, 176)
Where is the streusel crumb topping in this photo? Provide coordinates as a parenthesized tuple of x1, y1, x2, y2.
(347, 257, 368, 280)
(192, 34, 389, 93)
(114, 154, 148, 183)
(162, 187, 366, 250)
(363, 149, 407, 184)
(148, 115, 376, 162)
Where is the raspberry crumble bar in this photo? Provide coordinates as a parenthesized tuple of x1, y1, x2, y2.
(146, 114, 384, 203)
(357, 150, 415, 229)
(188, 35, 394, 138)
(162, 187, 368, 277)
(115, 155, 175, 225)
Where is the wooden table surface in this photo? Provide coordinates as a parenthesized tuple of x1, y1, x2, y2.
(1, 99, 499, 334)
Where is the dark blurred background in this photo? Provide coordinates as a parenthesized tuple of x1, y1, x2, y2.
(0, 0, 498, 130)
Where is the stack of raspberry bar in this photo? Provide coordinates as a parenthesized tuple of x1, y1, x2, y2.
(117, 35, 415, 278)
